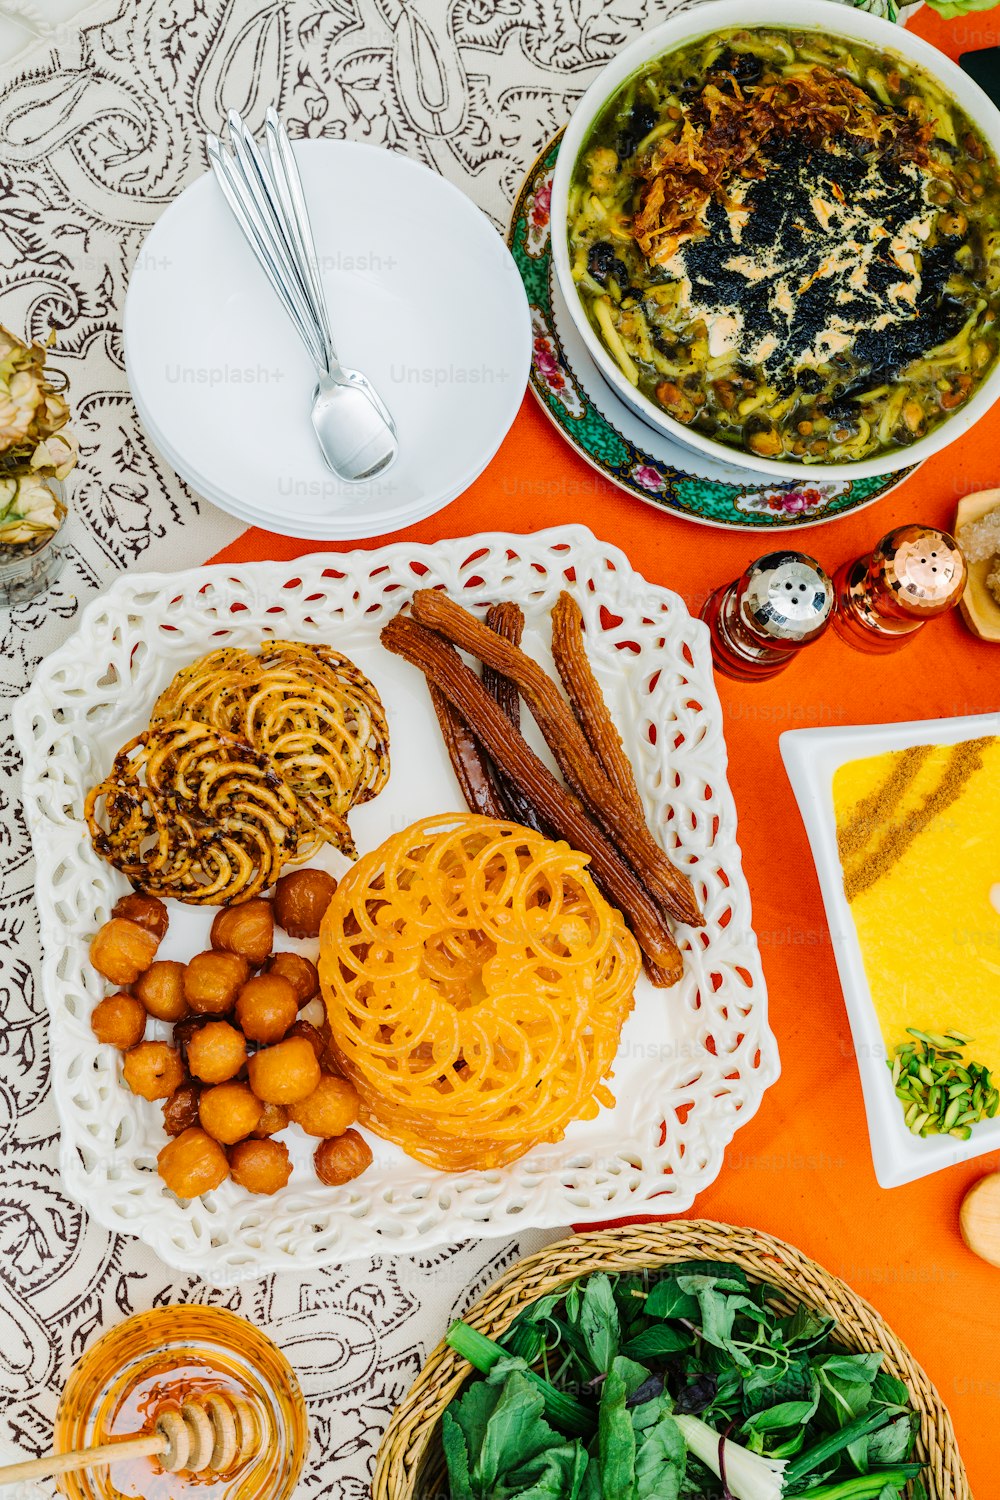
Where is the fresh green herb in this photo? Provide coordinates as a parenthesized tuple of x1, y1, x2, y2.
(443, 1264, 924, 1500)
(888, 1030, 998, 1140)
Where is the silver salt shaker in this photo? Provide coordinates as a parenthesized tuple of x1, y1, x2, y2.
(700, 551, 835, 681)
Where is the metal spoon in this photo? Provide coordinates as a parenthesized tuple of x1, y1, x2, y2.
(207, 119, 398, 483)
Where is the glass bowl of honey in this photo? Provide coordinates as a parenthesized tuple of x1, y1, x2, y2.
(53, 1305, 308, 1500)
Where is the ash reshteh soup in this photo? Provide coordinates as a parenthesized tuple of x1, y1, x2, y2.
(568, 26, 1000, 463)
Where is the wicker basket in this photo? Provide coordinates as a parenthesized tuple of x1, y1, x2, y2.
(373, 1221, 971, 1500)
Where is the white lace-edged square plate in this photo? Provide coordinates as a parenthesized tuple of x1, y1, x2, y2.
(15, 526, 777, 1283)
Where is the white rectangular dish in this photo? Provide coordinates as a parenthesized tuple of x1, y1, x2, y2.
(781, 710, 1000, 1189)
(15, 526, 776, 1283)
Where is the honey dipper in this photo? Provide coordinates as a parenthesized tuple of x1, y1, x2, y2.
(0, 1390, 260, 1485)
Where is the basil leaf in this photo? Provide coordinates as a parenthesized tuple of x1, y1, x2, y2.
(624, 1325, 693, 1360)
(743, 1358, 815, 1416)
(670, 1261, 751, 1290)
(581, 1273, 621, 1374)
(742, 1397, 818, 1434)
(616, 1355, 656, 1399)
(814, 1351, 883, 1427)
(780, 1305, 836, 1350)
(644, 1279, 699, 1322)
(871, 1371, 911, 1411)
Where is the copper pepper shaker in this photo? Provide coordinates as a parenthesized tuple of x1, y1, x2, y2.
(831, 524, 968, 653)
(700, 551, 835, 681)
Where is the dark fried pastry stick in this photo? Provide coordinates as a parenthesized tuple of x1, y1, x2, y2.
(410, 589, 703, 929)
(551, 592, 646, 816)
(482, 603, 545, 835)
(429, 686, 506, 819)
(382, 615, 683, 982)
(551, 591, 678, 988)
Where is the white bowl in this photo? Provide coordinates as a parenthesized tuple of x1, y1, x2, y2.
(125, 141, 531, 541)
(551, 0, 1000, 482)
(781, 710, 1000, 1188)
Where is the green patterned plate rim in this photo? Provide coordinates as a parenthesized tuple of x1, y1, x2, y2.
(507, 130, 918, 530)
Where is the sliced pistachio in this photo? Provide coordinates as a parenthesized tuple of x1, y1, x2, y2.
(888, 1032, 996, 1144)
(942, 1097, 964, 1131)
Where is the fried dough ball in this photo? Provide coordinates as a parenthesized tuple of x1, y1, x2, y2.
(90, 918, 159, 987)
(122, 1040, 185, 1101)
(112, 892, 169, 942)
(285, 1019, 325, 1061)
(273, 869, 338, 939)
(158, 1127, 229, 1198)
(288, 1075, 359, 1138)
(199, 1082, 264, 1145)
(248, 1036, 321, 1105)
(229, 1138, 292, 1195)
(91, 993, 146, 1050)
(186, 1021, 247, 1084)
(314, 1129, 373, 1186)
(134, 960, 189, 1023)
(184, 951, 250, 1015)
(251, 1101, 289, 1138)
(162, 1081, 201, 1137)
(266, 951, 319, 1004)
(210, 899, 274, 967)
(172, 1015, 208, 1064)
(236, 974, 298, 1044)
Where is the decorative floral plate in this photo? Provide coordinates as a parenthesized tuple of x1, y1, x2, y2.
(508, 134, 918, 530)
(16, 529, 777, 1283)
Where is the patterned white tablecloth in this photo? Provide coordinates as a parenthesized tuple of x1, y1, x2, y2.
(0, 0, 916, 1492)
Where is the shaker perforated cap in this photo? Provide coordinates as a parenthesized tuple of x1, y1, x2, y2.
(870, 525, 968, 619)
(737, 551, 835, 645)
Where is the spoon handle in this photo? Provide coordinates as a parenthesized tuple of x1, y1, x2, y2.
(206, 135, 326, 371)
(0, 1432, 163, 1484)
(261, 112, 396, 432)
(264, 108, 337, 366)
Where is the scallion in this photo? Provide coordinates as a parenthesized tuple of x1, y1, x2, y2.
(445, 1321, 592, 1435)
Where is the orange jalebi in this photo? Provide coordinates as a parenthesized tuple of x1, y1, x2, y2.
(318, 813, 641, 1171)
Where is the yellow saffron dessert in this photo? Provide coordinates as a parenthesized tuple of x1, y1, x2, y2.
(833, 736, 1000, 1075)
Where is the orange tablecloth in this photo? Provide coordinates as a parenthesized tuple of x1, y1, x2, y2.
(210, 10, 1000, 1490)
